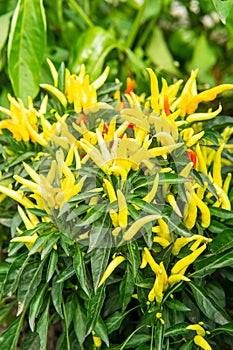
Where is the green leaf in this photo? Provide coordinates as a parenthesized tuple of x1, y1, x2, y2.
(179, 340, 194, 350)
(88, 213, 111, 252)
(94, 316, 109, 347)
(154, 321, 164, 350)
(189, 282, 231, 325)
(212, 0, 233, 24)
(121, 333, 151, 349)
(120, 263, 135, 312)
(20, 332, 40, 350)
(51, 275, 64, 319)
(91, 246, 110, 292)
(165, 299, 190, 312)
(86, 284, 106, 335)
(2, 252, 29, 297)
(0, 310, 25, 350)
(36, 298, 50, 350)
(28, 231, 58, 258)
(0, 301, 15, 324)
(56, 265, 75, 283)
(209, 207, 233, 220)
(75, 205, 105, 227)
(0, 12, 12, 51)
(69, 26, 116, 78)
(212, 322, 233, 336)
(127, 241, 141, 278)
(46, 249, 58, 282)
(7, 0, 46, 101)
(146, 27, 179, 75)
(29, 283, 48, 331)
(164, 322, 189, 337)
(17, 259, 45, 315)
(73, 297, 86, 346)
(73, 244, 90, 296)
(209, 229, 233, 253)
(192, 250, 233, 277)
(105, 306, 139, 335)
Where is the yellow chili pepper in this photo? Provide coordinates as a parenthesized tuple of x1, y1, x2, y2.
(213, 182, 231, 210)
(223, 173, 232, 195)
(157, 218, 171, 242)
(123, 215, 160, 241)
(213, 143, 225, 188)
(149, 143, 183, 157)
(40, 84, 67, 107)
(148, 268, 164, 303)
(147, 68, 160, 114)
(103, 179, 119, 227)
(92, 330, 102, 349)
(168, 274, 190, 285)
(166, 193, 182, 216)
(194, 335, 212, 350)
(187, 324, 206, 336)
(98, 255, 125, 287)
(186, 104, 222, 123)
(143, 173, 159, 203)
(153, 236, 170, 248)
(143, 247, 160, 274)
(192, 192, 211, 228)
(171, 244, 207, 276)
(140, 250, 148, 269)
(117, 189, 128, 228)
(172, 235, 200, 255)
(195, 143, 207, 175)
(186, 131, 205, 148)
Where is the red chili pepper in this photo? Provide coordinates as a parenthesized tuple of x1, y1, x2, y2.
(76, 113, 87, 124)
(124, 77, 135, 94)
(187, 149, 197, 168)
(164, 95, 170, 116)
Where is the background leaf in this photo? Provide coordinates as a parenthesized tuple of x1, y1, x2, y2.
(7, 0, 46, 101)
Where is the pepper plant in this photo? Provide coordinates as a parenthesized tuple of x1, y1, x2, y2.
(0, 58, 232, 350)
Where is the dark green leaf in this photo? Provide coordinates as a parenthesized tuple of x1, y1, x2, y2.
(73, 297, 86, 346)
(154, 321, 164, 350)
(29, 283, 48, 331)
(73, 244, 90, 296)
(209, 207, 233, 219)
(91, 246, 110, 292)
(2, 252, 29, 297)
(17, 259, 45, 315)
(165, 299, 190, 312)
(120, 263, 135, 312)
(41, 234, 59, 260)
(8, 0, 46, 101)
(179, 340, 194, 350)
(192, 250, 233, 277)
(189, 282, 231, 324)
(164, 322, 189, 337)
(20, 332, 40, 350)
(0, 301, 15, 323)
(209, 229, 233, 253)
(75, 205, 105, 227)
(86, 284, 106, 335)
(51, 276, 64, 318)
(36, 298, 50, 350)
(0, 310, 25, 350)
(46, 249, 58, 282)
(122, 333, 151, 349)
(56, 264, 75, 283)
(88, 213, 111, 252)
(94, 316, 109, 347)
(127, 240, 140, 278)
(212, 322, 233, 336)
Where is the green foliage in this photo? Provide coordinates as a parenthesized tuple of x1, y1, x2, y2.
(0, 1, 233, 350)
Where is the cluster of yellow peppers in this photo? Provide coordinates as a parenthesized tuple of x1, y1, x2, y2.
(0, 61, 232, 350)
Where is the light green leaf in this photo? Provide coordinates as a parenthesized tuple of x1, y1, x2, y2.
(212, 0, 233, 24)
(0, 12, 12, 51)
(7, 0, 46, 101)
(146, 27, 180, 75)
